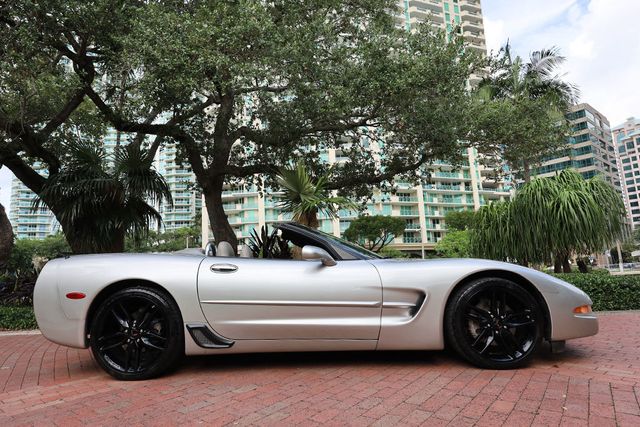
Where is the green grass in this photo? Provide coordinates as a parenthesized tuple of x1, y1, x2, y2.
(0, 306, 38, 330)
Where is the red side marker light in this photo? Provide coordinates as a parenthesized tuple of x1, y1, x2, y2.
(66, 292, 86, 300)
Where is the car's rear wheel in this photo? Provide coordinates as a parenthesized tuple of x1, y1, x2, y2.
(89, 286, 183, 380)
(445, 277, 543, 369)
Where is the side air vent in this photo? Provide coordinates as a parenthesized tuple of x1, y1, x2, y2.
(186, 324, 235, 349)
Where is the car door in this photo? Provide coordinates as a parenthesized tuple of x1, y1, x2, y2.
(197, 257, 382, 340)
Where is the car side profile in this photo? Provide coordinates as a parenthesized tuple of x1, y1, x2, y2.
(34, 223, 598, 380)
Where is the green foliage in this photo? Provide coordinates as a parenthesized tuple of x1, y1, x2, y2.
(554, 271, 640, 311)
(379, 247, 409, 259)
(125, 226, 201, 253)
(4, 234, 70, 282)
(435, 230, 471, 258)
(444, 210, 475, 231)
(247, 225, 292, 259)
(0, 306, 38, 330)
(37, 142, 172, 253)
(276, 163, 358, 228)
(471, 170, 625, 271)
(344, 215, 405, 252)
(473, 44, 576, 181)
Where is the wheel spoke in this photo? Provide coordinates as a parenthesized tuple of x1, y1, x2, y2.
(496, 330, 517, 359)
(503, 329, 525, 356)
(471, 327, 490, 348)
(500, 292, 507, 316)
(490, 290, 497, 314)
(467, 305, 491, 321)
(141, 337, 165, 351)
(505, 310, 534, 328)
(98, 332, 125, 343)
(134, 346, 141, 371)
(142, 330, 166, 342)
(138, 304, 158, 329)
(100, 339, 126, 352)
(478, 333, 494, 354)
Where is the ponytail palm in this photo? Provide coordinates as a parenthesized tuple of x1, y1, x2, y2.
(37, 142, 172, 253)
(471, 170, 625, 272)
(276, 163, 357, 228)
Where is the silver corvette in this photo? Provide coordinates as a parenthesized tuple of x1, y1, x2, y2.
(34, 222, 597, 380)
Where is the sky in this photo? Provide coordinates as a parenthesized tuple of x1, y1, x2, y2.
(482, 0, 640, 125)
(2, 0, 639, 210)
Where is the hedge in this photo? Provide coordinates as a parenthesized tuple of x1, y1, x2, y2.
(553, 271, 640, 311)
(0, 306, 38, 330)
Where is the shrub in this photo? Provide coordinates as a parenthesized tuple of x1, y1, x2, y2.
(553, 271, 640, 311)
(0, 306, 37, 330)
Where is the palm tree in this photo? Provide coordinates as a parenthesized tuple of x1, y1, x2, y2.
(276, 163, 357, 228)
(471, 170, 625, 273)
(37, 142, 172, 253)
(478, 44, 579, 182)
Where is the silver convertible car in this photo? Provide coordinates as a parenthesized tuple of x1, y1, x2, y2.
(34, 222, 597, 380)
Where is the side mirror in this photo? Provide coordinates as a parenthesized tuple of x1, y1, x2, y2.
(301, 245, 337, 267)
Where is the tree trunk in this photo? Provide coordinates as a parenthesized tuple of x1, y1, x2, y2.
(203, 177, 238, 252)
(553, 255, 562, 273)
(0, 202, 14, 267)
(562, 254, 572, 273)
(522, 159, 532, 183)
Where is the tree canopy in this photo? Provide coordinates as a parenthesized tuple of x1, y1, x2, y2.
(344, 215, 405, 252)
(1, 0, 481, 250)
(435, 230, 470, 258)
(472, 44, 577, 182)
(444, 210, 476, 231)
(470, 169, 625, 272)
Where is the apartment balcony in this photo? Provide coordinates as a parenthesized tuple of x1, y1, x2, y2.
(405, 223, 421, 231)
(460, 0, 481, 13)
(462, 19, 483, 33)
(398, 210, 420, 217)
(402, 235, 422, 244)
(393, 196, 419, 204)
(433, 172, 471, 181)
(408, 0, 443, 14)
(463, 30, 485, 43)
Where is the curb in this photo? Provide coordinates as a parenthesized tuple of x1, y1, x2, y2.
(0, 330, 41, 336)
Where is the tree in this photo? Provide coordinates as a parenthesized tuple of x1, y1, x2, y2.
(37, 142, 172, 253)
(276, 163, 357, 228)
(0, 201, 13, 268)
(435, 230, 470, 258)
(0, 1, 479, 250)
(470, 170, 625, 273)
(473, 44, 577, 182)
(344, 215, 405, 252)
(0, 1, 160, 251)
(444, 210, 475, 231)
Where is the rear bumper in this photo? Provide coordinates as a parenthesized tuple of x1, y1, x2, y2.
(33, 261, 87, 349)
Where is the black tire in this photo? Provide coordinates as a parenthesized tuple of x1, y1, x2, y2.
(89, 286, 184, 380)
(444, 277, 543, 369)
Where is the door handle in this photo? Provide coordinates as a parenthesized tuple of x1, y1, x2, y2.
(210, 263, 238, 273)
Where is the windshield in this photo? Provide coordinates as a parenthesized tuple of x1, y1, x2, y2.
(306, 227, 384, 260)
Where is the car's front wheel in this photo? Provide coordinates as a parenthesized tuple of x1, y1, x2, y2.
(89, 286, 184, 380)
(445, 277, 543, 369)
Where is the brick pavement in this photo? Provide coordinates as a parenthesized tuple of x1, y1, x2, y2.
(0, 312, 639, 426)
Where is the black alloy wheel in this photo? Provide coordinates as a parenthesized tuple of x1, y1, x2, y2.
(90, 286, 183, 380)
(445, 277, 543, 369)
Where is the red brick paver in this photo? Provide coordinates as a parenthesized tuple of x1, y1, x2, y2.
(1, 312, 639, 426)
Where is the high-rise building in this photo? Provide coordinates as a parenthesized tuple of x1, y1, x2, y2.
(8, 165, 60, 240)
(201, 0, 512, 254)
(156, 143, 201, 231)
(533, 103, 620, 191)
(613, 117, 640, 227)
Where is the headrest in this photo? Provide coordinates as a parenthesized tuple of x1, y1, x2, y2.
(216, 241, 235, 257)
